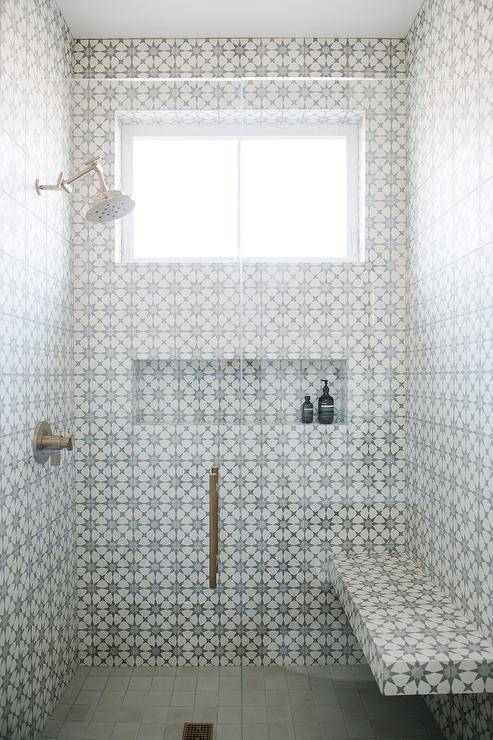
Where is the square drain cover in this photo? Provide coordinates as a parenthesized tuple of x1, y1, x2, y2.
(182, 723, 213, 740)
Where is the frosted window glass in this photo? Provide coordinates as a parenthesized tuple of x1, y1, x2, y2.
(240, 138, 348, 260)
(125, 130, 356, 262)
(132, 137, 238, 260)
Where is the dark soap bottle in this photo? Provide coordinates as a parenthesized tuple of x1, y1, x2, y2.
(301, 395, 313, 424)
(318, 379, 334, 424)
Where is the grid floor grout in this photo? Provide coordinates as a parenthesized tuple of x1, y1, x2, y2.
(41, 664, 445, 740)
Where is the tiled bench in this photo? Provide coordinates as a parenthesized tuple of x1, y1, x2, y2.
(329, 552, 493, 695)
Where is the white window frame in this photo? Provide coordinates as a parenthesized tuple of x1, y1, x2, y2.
(120, 123, 361, 264)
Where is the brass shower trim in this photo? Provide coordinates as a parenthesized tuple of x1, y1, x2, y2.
(33, 421, 73, 466)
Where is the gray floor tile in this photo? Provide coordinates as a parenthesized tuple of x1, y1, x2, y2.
(175, 667, 198, 677)
(89, 668, 113, 677)
(154, 667, 176, 677)
(41, 720, 64, 737)
(359, 699, 393, 720)
(74, 690, 102, 705)
(312, 690, 339, 706)
(294, 721, 323, 740)
(106, 677, 131, 692)
(74, 666, 90, 678)
(197, 666, 221, 676)
(291, 705, 318, 723)
(344, 719, 375, 737)
(58, 721, 89, 739)
(195, 690, 219, 706)
(370, 717, 428, 737)
(44, 664, 445, 740)
(133, 667, 157, 677)
(166, 706, 194, 724)
(113, 707, 145, 723)
(111, 722, 139, 740)
(124, 691, 149, 706)
(317, 718, 346, 738)
(110, 723, 140, 740)
(197, 676, 219, 691)
(266, 704, 292, 722)
(83, 677, 109, 691)
(266, 690, 290, 706)
(289, 690, 315, 706)
(174, 676, 197, 691)
(244, 675, 266, 691)
(243, 724, 269, 740)
(65, 704, 95, 721)
(85, 722, 115, 740)
(128, 677, 153, 691)
(163, 725, 184, 740)
(192, 706, 218, 722)
(142, 707, 169, 722)
(137, 723, 166, 740)
(218, 706, 242, 723)
(243, 689, 267, 705)
(306, 667, 334, 678)
(216, 725, 242, 740)
(99, 691, 126, 707)
(265, 675, 288, 690)
(316, 705, 343, 721)
(287, 676, 311, 690)
(269, 723, 295, 740)
(51, 704, 71, 721)
(146, 691, 172, 706)
(171, 690, 195, 706)
(151, 677, 174, 692)
(243, 705, 268, 723)
(92, 708, 122, 723)
(219, 667, 242, 676)
(219, 689, 242, 705)
(219, 677, 241, 692)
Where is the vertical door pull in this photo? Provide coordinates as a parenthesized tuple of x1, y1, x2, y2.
(209, 466, 219, 589)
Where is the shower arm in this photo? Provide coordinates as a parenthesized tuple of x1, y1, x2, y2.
(36, 156, 109, 196)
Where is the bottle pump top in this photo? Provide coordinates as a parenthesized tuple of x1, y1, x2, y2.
(321, 379, 330, 394)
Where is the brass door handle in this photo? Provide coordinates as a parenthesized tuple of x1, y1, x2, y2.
(209, 466, 219, 589)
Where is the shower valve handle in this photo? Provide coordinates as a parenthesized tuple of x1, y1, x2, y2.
(38, 434, 73, 452)
(33, 421, 73, 466)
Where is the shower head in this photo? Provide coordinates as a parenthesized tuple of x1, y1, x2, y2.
(85, 190, 135, 223)
(35, 156, 135, 223)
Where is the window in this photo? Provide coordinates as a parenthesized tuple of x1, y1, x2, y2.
(121, 124, 361, 262)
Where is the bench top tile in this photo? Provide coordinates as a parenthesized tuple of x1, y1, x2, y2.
(330, 552, 493, 695)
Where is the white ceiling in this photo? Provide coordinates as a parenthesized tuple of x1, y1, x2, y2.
(55, 0, 422, 39)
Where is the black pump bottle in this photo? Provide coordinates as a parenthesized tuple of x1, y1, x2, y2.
(318, 379, 334, 424)
(301, 395, 314, 423)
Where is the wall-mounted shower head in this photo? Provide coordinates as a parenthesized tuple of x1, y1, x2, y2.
(36, 156, 135, 223)
(86, 190, 135, 223)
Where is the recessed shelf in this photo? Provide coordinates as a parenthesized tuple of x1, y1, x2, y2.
(132, 358, 348, 426)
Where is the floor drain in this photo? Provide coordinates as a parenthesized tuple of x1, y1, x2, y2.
(182, 723, 214, 740)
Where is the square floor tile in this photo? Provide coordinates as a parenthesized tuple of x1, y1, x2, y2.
(85, 722, 115, 740)
(216, 725, 242, 740)
(110, 723, 140, 740)
(142, 707, 168, 723)
(218, 706, 242, 723)
(268, 724, 295, 740)
(137, 724, 166, 740)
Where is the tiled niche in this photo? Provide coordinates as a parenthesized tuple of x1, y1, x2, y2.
(132, 358, 348, 425)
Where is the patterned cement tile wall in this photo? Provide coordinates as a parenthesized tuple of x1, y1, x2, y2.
(72, 41, 407, 667)
(72, 37, 407, 79)
(406, 0, 493, 737)
(0, 0, 77, 737)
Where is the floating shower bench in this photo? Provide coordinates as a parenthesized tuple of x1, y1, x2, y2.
(329, 552, 493, 695)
